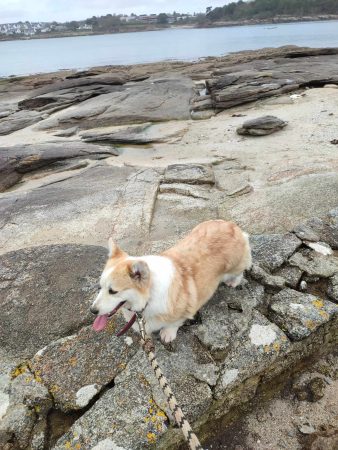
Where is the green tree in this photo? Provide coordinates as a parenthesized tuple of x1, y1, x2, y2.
(157, 13, 169, 24)
(68, 21, 79, 31)
(207, 0, 338, 21)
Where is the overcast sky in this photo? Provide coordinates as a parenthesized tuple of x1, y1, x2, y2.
(0, 1, 232, 23)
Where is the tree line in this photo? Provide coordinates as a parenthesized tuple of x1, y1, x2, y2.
(207, 0, 338, 21)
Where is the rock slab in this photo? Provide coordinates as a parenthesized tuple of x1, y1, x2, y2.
(0, 245, 107, 360)
(269, 288, 338, 341)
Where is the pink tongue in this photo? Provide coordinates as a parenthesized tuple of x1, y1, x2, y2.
(92, 314, 109, 332)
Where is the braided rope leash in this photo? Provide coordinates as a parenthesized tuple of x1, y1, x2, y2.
(136, 312, 203, 450)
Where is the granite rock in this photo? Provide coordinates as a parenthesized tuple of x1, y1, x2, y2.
(237, 115, 287, 136)
(1, 141, 119, 174)
(37, 75, 194, 130)
(30, 323, 138, 411)
(215, 310, 290, 398)
(0, 245, 107, 359)
(274, 265, 303, 289)
(293, 214, 338, 249)
(0, 165, 162, 255)
(163, 164, 215, 185)
(0, 110, 43, 135)
(269, 288, 338, 341)
(250, 233, 301, 271)
(327, 273, 338, 303)
(288, 251, 338, 278)
(81, 122, 188, 145)
(195, 282, 265, 358)
(250, 263, 286, 289)
(53, 332, 218, 449)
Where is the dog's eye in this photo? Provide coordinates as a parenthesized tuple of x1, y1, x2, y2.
(109, 288, 118, 295)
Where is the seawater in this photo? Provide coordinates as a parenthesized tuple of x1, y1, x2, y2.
(1, 20, 338, 77)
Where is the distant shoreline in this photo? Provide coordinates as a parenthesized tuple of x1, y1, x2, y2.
(1, 15, 338, 42)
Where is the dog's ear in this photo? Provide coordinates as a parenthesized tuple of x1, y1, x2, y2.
(128, 260, 150, 286)
(108, 238, 124, 258)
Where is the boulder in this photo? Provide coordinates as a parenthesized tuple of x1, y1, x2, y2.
(53, 333, 218, 450)
(293, 213, 338, 249)
(53, 351, 169, 450)
(206, 52, 338, 110)
(190, 110, 215, 120)
(195, 282, 265, 358)
(0, 370, 52, 449)
(250, 263, 286, 289)
(327, 273, 338, 303)
(269, 288, 338, 341)
(288, 251, 338, 278)
(19, 84, 125, 115)
(0, 141, 119, 191)
(237, 115, 287, 136)
(215, 309, 291, 398)
(30, 323, 138, 411)
(250, 233, 301, 271)
(0, 244, 107, 360)
(190, 95, 213, 111)
(274, 265, 303, 289)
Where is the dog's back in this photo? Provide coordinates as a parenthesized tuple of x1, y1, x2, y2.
(162, 220, 251, 314)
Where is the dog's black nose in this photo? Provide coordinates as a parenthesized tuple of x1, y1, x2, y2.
(90, 306, 99, 315)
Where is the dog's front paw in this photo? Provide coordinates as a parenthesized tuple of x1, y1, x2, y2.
(160, 327, 178, 343)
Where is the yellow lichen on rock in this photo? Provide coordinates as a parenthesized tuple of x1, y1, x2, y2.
(68, 357, 78, 367)
(305, 320, 317, 331)
(319, 310, 329, 320)
(273, 342, 281, 352)
(147, 432, 157, 444)
(11, 363, 29, 379)
(312, 299, 324, 309)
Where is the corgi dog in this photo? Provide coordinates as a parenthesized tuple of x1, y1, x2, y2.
(91, 220, 252, 343)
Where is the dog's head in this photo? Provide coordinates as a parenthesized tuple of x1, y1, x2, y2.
(90, 239, 151, 331)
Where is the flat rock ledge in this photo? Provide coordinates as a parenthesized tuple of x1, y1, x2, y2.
(0, 209, 337, 450)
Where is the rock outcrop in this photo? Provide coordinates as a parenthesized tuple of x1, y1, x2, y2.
(1, 45, 338, 450)
(36, 75, 195, 131)
(0, 141, 119, 192)
(0, 210, 337, 449)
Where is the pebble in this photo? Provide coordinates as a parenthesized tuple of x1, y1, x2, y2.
(299, 424, 315, 435)
(300, 280, 307, 291)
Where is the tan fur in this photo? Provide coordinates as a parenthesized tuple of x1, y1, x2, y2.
(159, 220, 251, 322)
(101, 220, 251, 328)
(104, 259, 150, 297)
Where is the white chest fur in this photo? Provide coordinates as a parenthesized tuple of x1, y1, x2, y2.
(128, 255, 175, 318)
